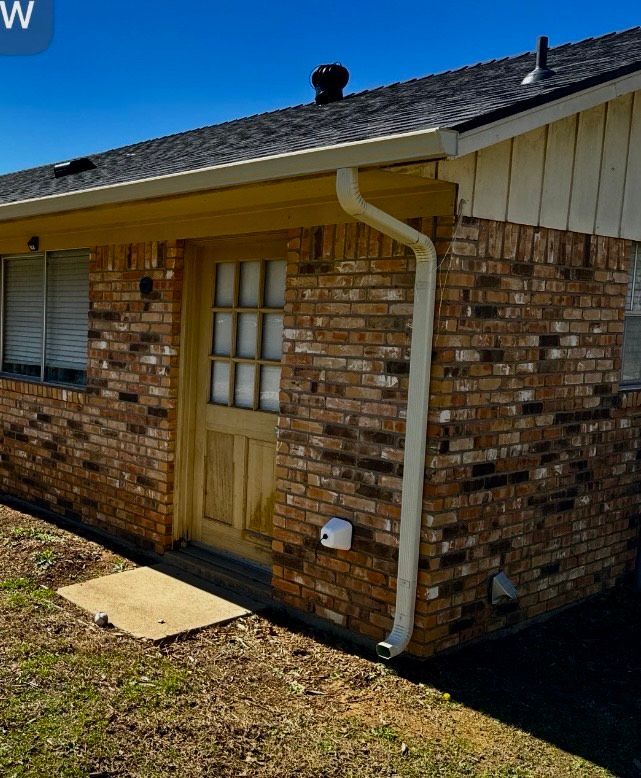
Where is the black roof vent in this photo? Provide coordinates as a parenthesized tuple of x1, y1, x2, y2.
(311, 64, 349, 105)
(522, 36, 556, 85)
(53, 157, 97, 179)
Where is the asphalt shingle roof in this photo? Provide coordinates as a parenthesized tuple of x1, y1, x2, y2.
(2, 27, 641, 206)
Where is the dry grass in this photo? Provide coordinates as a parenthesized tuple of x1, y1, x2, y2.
(0, 502, 639, 777)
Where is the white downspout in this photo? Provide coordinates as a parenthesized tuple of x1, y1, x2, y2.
(335, 167, 437, 660)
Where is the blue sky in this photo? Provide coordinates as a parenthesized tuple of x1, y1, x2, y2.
(0, 1, 638, 174)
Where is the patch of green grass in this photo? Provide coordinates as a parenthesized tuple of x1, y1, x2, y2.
(111, 558, 128, 573)
(568, 758, 612, 777)
(288, 680, 306, 695)
(6, 587, 56, 611)
(370, 724, 399, 742)
(0, 577, 30, 591)
(33, 548, 57, 571)
(116, 660, 187, 710)
(306, 719, 482, 778)
(0, 646, 188, 777)
(317, 737, 336, 754)
(0, 578, 56, 611)
(19, 650, 64, 680)
(14, 647, 112, 687)
(10, 526, 62, 543)
(0, 665, 112, 777)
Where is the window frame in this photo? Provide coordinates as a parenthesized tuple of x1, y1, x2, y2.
(0, 248, 90, 388)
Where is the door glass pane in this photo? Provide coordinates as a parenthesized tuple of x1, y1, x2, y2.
(265, 260, 286, 308)
(234, 363, 255, 408)
(214, 263, 235, 307)
(239, 261, 260, 307)
(262, 314, 283, 361)
(237, 313, 257, 358)
(210, 361, 230, 404)
(260, 365, 281, 412)
(212, 313, 232, 356)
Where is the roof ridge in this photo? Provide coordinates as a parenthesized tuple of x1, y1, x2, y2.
(341, 25, 641, 101)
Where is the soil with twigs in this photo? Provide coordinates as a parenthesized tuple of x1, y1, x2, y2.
(0, 502, 639, 777)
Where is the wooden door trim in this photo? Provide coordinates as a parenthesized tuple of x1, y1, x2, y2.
(191, 232, 289, 261)
(173, 241, 202, 542)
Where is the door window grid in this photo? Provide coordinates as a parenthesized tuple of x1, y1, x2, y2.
(209, 259, 285, 412)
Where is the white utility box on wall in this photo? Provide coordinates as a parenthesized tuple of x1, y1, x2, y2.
(320, 517, 353, 550)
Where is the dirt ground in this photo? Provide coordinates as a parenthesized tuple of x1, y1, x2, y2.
(0, 502, 639, 778)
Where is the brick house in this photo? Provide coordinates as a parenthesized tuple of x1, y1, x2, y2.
(1, 29, 640, 658)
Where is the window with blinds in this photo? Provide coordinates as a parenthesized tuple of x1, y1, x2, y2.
(0, 250, 89, 386)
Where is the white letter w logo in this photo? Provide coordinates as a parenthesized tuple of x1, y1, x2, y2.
(0, 1, 35, 30)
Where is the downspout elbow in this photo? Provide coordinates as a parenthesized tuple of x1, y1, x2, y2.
(336, 168, 437, 264)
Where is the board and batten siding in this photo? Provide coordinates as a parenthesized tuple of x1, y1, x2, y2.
(429, 91, 641, 240)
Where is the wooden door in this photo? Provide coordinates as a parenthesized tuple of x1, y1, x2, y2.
(191, 238, 286, 566)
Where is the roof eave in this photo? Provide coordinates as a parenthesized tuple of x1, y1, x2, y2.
(0, 127, 458, 224)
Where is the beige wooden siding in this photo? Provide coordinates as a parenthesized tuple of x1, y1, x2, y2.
(432, 90, 641, 239)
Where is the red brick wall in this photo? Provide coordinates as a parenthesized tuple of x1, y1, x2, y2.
(0, 241, 184, 552)
(273, 218, 640, 656)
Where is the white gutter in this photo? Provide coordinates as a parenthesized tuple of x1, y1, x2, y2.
(335, 167, 437, 660)
(0, 128, 457, 223)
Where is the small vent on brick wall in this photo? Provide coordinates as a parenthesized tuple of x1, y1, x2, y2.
(489, 571, 518, 605)
(53, 158, 97, 178)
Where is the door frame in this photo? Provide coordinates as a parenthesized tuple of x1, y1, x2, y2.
(173, 232, 288, 559)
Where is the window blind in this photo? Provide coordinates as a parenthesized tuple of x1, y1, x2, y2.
(45, 251, 89, 379)
(2, 256, 44, 377)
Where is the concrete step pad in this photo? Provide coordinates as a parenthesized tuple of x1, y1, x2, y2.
(58, 563, 262, 641)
